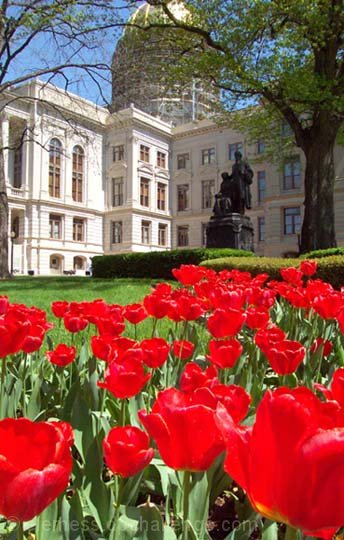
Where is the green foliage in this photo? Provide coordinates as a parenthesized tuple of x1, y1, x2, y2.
(300, 247, 344, 259)
(91, 248, 254, 279)
(201, 255, 344, 289)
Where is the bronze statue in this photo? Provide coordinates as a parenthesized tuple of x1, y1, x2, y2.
(213, 150, 253, 215)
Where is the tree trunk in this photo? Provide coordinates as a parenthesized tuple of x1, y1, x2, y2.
(300, 136, 337, 254)
(0, 116, 10, 278)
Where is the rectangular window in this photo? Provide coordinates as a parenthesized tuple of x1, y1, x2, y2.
(112, 221, 122, 244)
(177, 226, 189, 247)
(13, 147, 23, 188)
(257, 171, 266, 203)
(157, 151, 166, 168)
(140, 178, 149, 207)
(177, 153, 189, 170)
(202, 223, 208, 246)
(73, 218, 85, 242)
(157, 182, 166, 211)
(177, 184, 189, 211)
(229, 142, 243, 160)
(283, 158, 301, 190)
(49, 214, 62, 239)
(258, 216, 265, 242)
(158, 223, 167, 246)
(257, 140, 265, 154)
(201, 148, 215, 165)
(140, 144, 150, 163)
(202, 179, 215, 209)
(141, 220, 151, 244)
(112, 177, 124, 207)
(284, 207, 301, 235)
(113, 144, 124, 162)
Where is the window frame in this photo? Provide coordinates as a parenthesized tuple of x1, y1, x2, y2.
(73, 218, 85, 242)
(201, 179, 215, 209)
(72, 145, 84, 203)
(113, 144, 124, 162)
(283, 207, 301, 235)
(112, 177, 124, 207)
(140, 177, 150, 207)
(48, 138, 62, 198)
(283, 158, 301, 190)
(177, 225, 189, 247)
(111, 221, 123, 244)
(201, 147, 216, 165)
(49, 214, 62, 239)
(140, 144, 150, 163)
(177, 184, 189, 212)
(141, 220, 151, 244)
(157, 182, 166, 211)
(177, 153, 189, 170)
(229, 142, 243, 161)
(158, 223, 167, 246)
(258, 216, 265, 242)
(257, 170, 266, 203)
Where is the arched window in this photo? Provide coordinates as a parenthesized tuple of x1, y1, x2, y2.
(72, 145, 84, 202)
(49, 138, 62, 198)
(73, 256, 85, 270)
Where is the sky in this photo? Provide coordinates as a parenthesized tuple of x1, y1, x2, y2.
(3, 2, 135, 107)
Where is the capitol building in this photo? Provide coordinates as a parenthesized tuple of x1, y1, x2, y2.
(4, 3, 344, 275)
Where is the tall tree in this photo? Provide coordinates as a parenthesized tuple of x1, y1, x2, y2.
(137, 0, 344, 253)
(0, 0, 117, 278)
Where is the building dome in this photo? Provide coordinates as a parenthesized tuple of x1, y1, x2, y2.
(111, 1, 219, 125)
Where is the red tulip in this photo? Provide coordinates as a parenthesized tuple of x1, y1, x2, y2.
(139, 387, 224, 471)
(172, 265, 208, 286)
(91, 335, 115, 362)
(179, 363, 218, 393)
(63, 313, 88, 333)
(46, 344, 76, 367)
(264, 339, 305, 375)
(312, 293, 343, 320)
(207, 308, 246, 338)
(0, 418, 73, 522)
(124, 304, 148, 325)
(280, 266, 303, 286)
(172, 340, 195, 360)
(98, 356, 150, 399)
(0, 296, 9, 315)
(336, 307, 344, 334)
(51, 301, 69, 318)
(207, 338, 243, 369)
(0, 318, 29, 358)
(254, 325, 286, 354)
(245, 307, 270, 330)
(300, 260, 318, 277)
(103, 426, 154, 477)
(141, 338, 170, 368)
(217, 387, 344, 538)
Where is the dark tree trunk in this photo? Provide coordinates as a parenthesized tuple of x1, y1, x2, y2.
(300, 131, 338, 254)
(0, 117, 10, 278)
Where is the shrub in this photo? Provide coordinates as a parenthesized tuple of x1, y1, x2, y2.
(92, 248, 254, 279)
(201, 255, 344, 289)
(300, 247, 344, 259)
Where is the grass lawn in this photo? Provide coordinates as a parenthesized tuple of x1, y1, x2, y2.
(0, 276, 159, 313)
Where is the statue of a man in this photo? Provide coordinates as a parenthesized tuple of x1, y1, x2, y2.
(231, 150, 253, 214)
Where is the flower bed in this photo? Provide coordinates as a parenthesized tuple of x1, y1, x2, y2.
(0, 260, 343, 540)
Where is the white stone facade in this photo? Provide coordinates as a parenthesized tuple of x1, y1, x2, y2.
(4, 80, 344, 275)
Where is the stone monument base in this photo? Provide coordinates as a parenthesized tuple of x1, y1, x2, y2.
(206, 213, 254, 251)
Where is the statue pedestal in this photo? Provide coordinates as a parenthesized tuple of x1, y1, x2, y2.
(206, 213, 254, 251)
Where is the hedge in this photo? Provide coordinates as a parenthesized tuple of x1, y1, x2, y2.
(201, 255, 344, 289)
(91, 248, 254, 279)
(300, 247, 344, 259)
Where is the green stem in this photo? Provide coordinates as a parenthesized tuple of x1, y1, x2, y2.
(113, 476, 125, 540)
(182, 471, 191, 540)
(17, 522, 24, 540)
(285, 525, 298, 540)
(151, 318, 158, 338)
(120, 398, 126, 426)
(22, 354, 28, 417)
